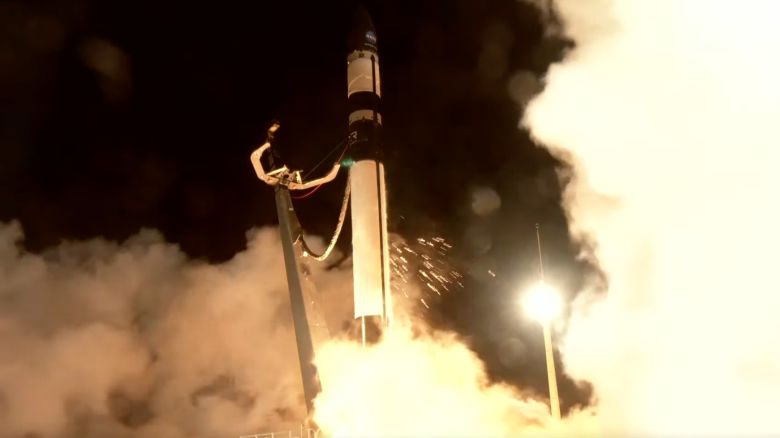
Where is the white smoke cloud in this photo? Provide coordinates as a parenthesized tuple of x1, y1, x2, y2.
(0, 221, 352, 437)
(2, 220, 591, 438)
(524, 0, 780, 435)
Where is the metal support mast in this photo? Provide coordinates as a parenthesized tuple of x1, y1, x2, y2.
(275, 185, 321, 415)
(250, 122, 341, 416)
(535, 223, 561, 420)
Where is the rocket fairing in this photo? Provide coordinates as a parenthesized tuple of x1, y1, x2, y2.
(348, 7, 392, 326)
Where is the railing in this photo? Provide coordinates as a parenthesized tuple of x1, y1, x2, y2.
(239, 426, 319, 438)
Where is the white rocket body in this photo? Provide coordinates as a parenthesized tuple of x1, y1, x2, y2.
(347, 9, 392, 326)
(350, 162, 390, 321)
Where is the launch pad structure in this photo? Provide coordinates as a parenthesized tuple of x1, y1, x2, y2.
(250, 122, 337, 415)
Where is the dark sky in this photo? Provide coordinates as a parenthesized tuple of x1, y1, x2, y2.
(0, 0, 595, 411)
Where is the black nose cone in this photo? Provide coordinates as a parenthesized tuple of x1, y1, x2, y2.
(349, 5, 377, 52)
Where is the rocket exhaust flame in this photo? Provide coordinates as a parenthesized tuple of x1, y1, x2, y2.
(313, 324, 600, 437)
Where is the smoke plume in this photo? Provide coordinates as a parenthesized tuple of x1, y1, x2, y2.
(524, 0, 780, 434)
(1, 221, 599, 438)
(0, 221, 351, 437)
(313, 324, 599, 437)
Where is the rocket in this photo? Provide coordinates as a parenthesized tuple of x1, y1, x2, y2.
(347, 7, 392, 332)
(246, 6, 393, 419)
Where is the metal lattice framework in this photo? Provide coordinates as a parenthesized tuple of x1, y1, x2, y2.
(239, 426, 320, 438)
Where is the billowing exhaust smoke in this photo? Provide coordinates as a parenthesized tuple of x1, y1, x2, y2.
(524, 0, 780, 434)
(0, 223, 600, 437)
(0, 221, 351, 437)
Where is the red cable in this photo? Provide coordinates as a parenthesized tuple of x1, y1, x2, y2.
(291, 144, 349, 200)
(292, 183, 324, 199)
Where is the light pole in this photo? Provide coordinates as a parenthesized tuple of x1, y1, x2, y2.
(522, 224, 562, 420)
(542, 310, 561, 421)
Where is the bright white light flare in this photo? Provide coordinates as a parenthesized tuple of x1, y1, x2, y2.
(522, 282, 563, 325)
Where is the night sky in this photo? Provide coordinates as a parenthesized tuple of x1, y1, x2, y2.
(1, 0, 595, 411)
